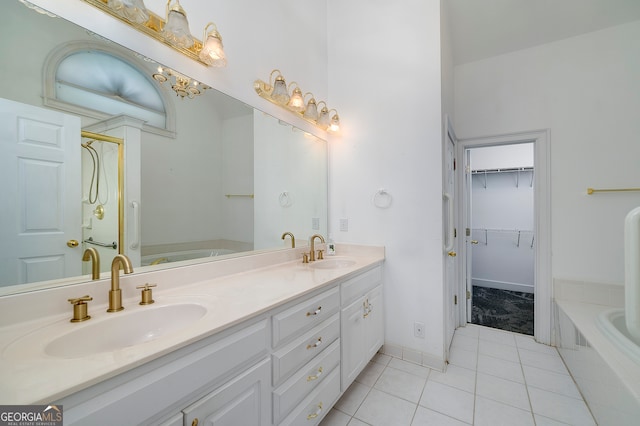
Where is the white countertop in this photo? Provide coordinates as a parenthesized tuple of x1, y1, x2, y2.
(0, 245, 384, 404)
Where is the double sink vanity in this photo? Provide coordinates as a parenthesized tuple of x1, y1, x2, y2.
(0, 243, 384, 425)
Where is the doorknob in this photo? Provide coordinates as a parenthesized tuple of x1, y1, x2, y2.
(67, 240, 79, 248)
(448, 251, 457, 257)
(471, 240, 479, 244)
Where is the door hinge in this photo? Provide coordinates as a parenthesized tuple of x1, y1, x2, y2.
(454, 295, 458, 305)
(454, 228, 457, 238)
(466, 290, 471, 300)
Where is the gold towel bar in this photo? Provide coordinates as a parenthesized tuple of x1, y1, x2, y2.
(225, 194, 254, 198)
(587, 187, 640, 195)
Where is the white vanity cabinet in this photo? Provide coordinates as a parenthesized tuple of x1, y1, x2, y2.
(340, 267, 384, 390)
(53, 263, 384, 426)
(58, 319, 269, 426)
(271, 286, 342, 425)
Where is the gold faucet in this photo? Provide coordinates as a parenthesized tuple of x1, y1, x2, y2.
(82, 248, 100, 280)
(309, 234, 325, 261)
(108, 254, 134, 312)
(281, 232, 295, 248)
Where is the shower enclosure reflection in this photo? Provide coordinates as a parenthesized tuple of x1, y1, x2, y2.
(80, 131, 124, 275)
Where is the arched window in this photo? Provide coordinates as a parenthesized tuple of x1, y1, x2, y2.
(44, 41, 175, 136)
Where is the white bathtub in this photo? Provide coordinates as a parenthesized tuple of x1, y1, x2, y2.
(597, 308, 640, 366)
(141, 249, 236, 266)
(556, 300, 640, 424)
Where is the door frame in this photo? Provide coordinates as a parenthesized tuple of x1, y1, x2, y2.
(456, 129, 552, 344)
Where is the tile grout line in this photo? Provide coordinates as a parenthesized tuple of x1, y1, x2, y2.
(515, 338, 537, 424)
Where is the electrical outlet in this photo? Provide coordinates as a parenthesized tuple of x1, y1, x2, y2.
(339, 218, 349, 232)
(311, 217, 320, 230)
(414, 322, 425, 338)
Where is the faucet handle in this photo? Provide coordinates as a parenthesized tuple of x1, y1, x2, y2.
(136, 284, 157, 305)
(317, 250, 324, 260)
(68, 295, 93, 322)
(302, 253, 309, 264)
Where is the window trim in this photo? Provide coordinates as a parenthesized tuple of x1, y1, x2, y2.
(43, 40, 176, 138)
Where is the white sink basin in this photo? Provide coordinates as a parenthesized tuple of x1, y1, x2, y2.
(44, 303, 207, 358)
(310, 257, 356, 269)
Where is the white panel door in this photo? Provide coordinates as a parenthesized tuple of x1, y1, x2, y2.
(0, 98, 81, 286)
(443, 118, 458, 358)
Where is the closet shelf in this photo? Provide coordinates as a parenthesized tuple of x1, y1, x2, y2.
(472, 167, 534, 188)
(470, 167, 533, 174)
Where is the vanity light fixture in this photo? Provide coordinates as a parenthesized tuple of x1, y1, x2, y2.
(302, 93, 318, 121)
(107, 0, 149, 24)
(254, 70, 341, 133)
(199, 23, 227, 67)
(153, 66, 210, 99)
(83, 0, 227, 67)
(316, 102, 330, 129)
(329, 111, 341, 132)
(316, 103, 340, 133)
(268, 70, 290, 105)
(286, 84, 306, 112)
(162, 0, 194, 49)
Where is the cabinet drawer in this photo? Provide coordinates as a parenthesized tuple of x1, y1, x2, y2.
(272, 314, 339, 386)
(182, 358, 271, 426)
(273, 339, 340, 424)
(341, 267, 382, 305)
(272, 286, 339, 347)
(278, 366, 341, 426)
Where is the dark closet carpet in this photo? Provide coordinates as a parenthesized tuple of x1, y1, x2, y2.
(471, 286, 534, 336)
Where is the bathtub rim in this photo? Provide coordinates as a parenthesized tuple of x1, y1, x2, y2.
(141, 248, 237, 266)
(596, 308, 640, 367)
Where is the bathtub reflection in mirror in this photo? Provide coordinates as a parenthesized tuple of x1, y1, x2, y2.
(0, 1, 327, 295)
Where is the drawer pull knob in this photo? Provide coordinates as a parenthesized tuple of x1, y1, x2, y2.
(192, 419, 198, 426)
(363, 299, 373, 318)
(306, 306, 322, 316)
(306, 337, 322, 349)
(307, 402, 323, 420)
(307, 366, 323, 381)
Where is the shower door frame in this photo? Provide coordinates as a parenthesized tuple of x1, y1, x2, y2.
(456, 129, 552, 345)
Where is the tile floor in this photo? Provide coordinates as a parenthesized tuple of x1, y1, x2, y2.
(320, 324, 596, 426)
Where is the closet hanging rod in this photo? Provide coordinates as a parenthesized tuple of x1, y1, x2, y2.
(587, 187, 640, 195)
(471, 167, 533, 174)
(471, 228, 533, 234)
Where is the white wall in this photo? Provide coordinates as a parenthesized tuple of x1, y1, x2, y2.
(471, 144, 534, 170)
(455, 20, 640, 285)
(328, 0, 445, 363)
(141, 100, 225, 246)
(221, 114, 254, 246)
(253, 111, 328, 250)
(471, 170, 535, 293)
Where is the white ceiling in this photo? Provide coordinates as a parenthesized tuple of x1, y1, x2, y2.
(446, 0, 640, 65)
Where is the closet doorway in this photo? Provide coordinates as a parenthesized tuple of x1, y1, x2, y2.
(466, 143, 535, 335)
(457, 130, 551, 343)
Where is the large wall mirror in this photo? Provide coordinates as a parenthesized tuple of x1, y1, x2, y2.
(0, 1, 327, 295)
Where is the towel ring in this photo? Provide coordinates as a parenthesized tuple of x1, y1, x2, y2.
(372, 189, 392, 209)
(279, 191, 293, 207)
